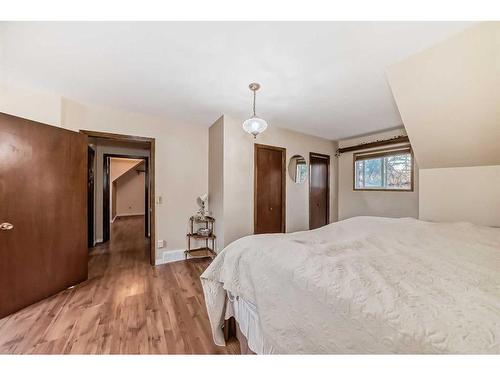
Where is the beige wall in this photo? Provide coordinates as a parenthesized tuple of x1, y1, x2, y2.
(62, 99, 208, 257)
(110, 158, 144, 220)
(337, 128, 419, 220)
(0, 83, 208, 259)
(115, 165, 146, 217)
(419, 166, 500, 227)
(219, 115, 338, 247)
(90, 140, 150, 242)
(208, 116, 224, 251)
(387, 22, 500, 227)
(387, 22, 500, 169)
(0, 83, 61, 126)
(1, 84, 89, 243)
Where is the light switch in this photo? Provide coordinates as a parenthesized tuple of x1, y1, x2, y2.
(156, 196, 163, 204)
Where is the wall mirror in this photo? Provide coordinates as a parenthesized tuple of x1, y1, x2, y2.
(288, 155, 308, 184)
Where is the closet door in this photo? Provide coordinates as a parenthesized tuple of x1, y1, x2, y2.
(254, 144, 286, 234)
(309, 153, 330, 229)
(0, 113, 88, 319)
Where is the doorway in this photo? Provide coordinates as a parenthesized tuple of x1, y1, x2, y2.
(81, 130, 156, 266)
(309, 152, 330, 229)
(103, 154, 149, 242)
(254, 143, 286, 234)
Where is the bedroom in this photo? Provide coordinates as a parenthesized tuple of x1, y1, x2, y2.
(0, 1, 499, 373)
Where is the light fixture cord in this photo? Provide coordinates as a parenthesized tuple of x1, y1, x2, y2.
(253, 89, 256, 117)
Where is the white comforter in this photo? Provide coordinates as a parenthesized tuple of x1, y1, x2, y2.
(201, 217, 500, 354)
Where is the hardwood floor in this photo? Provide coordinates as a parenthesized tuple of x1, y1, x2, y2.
(0, 216, 239, 354)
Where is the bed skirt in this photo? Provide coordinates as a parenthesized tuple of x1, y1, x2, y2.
(224, 317, 255, 355)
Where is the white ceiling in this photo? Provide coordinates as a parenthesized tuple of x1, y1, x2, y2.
(0, 22, 473, 140)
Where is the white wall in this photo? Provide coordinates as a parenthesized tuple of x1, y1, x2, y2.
(420, 166, 500, 227)
(337, 128, 419, 220)
(218, 115, 338, 247)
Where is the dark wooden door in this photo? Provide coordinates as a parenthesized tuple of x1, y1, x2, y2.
(87, 146, 95, 247)
(309, 153, 330, 229)
(0, 113, 88, 319)
(254, 144, 286, 234)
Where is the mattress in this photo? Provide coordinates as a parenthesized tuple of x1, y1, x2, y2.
(201, 216, 500, 354)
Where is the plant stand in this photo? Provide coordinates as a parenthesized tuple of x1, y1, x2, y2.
(185, 216, 216, 260)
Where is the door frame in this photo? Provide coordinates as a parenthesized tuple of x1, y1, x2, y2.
(103, 153, 149, 241)
(309, 152, 330, 229)
(80, 130, 156, 266)
(87, 146, 95, 248)
(254, 143, 286, 234)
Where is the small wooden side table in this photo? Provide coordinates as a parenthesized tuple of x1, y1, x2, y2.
(185, 216, 216, 259)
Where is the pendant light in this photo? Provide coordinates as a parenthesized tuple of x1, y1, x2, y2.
(242, 83, 268, 138)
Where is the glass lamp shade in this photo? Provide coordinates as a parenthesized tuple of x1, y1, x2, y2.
(242, 116, 268, 138)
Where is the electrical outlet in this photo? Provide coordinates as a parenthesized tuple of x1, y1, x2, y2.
(157, 239, 165, 249)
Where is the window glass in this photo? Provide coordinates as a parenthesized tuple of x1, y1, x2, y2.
(354, 149, 412, 191)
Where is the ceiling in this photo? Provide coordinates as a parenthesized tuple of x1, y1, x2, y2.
(0, 21, 473, 140)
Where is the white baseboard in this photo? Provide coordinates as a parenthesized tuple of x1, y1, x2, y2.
(155, 249, 185, 266)
(94, 238, 103, 245)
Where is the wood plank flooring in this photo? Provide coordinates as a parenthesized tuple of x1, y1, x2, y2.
(0, 216, 239, 354)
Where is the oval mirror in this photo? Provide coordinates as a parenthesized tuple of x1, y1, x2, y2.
(288, 155, 308, 184)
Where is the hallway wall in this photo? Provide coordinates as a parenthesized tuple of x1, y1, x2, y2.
(110, 158, 144, 220)
(115, 165, 146, 217)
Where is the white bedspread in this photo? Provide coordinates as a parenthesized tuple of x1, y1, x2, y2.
(201, 217, 500, 354)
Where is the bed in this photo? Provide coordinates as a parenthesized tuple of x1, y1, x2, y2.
(201, 216, 500, 354)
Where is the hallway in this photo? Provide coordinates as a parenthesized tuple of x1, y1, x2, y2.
(0, 216, 239, 354)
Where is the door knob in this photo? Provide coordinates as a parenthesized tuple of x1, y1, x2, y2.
(0, 222, 14, 230)
(269, 207, 273, 211)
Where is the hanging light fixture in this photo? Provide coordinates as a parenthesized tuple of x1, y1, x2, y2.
(242, 83, 268, 138)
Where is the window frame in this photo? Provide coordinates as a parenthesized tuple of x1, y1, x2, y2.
(352, 146, 414, 192)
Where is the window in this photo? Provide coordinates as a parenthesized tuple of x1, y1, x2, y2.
(354, 147, 413, 191)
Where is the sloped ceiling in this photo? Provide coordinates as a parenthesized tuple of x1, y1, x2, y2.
(110, 158, 144, 182)
(387, 22, 500, 169)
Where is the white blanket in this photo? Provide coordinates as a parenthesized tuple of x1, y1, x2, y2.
(201, 217, 500, 354)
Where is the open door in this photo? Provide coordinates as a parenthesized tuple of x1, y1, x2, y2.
(88, 146, 95, 247)
(0, 113, 88, 319)
(309, 152, 330, 229)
